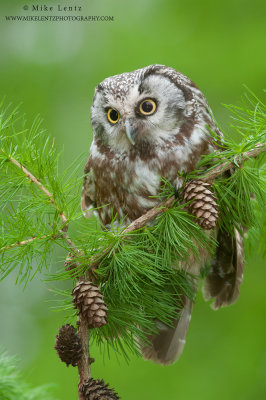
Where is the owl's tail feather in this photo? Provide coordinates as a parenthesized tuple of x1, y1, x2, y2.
(203, 227, 244, 309)
(141, 296, 194, 365)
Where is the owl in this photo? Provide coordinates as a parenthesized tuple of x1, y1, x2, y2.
(81, 65, 244, 364)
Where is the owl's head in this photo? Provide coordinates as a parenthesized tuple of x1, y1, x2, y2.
(91, 65, 217, 154)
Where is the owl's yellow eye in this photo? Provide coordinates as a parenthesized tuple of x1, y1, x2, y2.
(139, 99, 156, 116)
(107, 108, 120, 124)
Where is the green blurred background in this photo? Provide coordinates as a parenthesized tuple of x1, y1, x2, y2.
(0, 0, 266, 399)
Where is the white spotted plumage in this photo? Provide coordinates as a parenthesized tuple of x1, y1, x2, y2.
(81, 64, 245, 364)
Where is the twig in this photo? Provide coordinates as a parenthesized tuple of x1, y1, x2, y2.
(60, 230, 80, 254)
(0, 228, 79, 254)
(9, 156, 68, 227)
(0, 235, 50, 252)
(1, 155, 80, 254)
(200, 143, 266, 182)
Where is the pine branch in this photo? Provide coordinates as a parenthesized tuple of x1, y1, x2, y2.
(0, 230, 79, 255)
(200, 143, 265, 182)
(77, 315, 91, 400)
(9, 155, 68, 228)
(88, 143, 265, 271)
(0, 234, 50, 251)
(0, 153, 80, 255)
(60, 230, 80, 254)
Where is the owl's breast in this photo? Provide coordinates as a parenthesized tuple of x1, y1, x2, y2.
(91, 151, 182, 226)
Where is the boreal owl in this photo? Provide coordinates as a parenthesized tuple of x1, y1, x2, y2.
(81, 64, 244, 365)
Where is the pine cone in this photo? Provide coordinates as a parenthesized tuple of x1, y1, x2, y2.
(182, 180, 219, 230)
(72, 281, 108, 328)
(54, 324, 82, 367)
(81, 378, 120, 400)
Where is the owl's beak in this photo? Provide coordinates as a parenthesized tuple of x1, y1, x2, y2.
(124, 119, 138, 145)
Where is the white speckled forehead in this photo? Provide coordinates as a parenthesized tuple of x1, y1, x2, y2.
(97, 68, 144, 99)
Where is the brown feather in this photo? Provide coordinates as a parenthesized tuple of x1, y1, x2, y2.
(141, 296, 194, 365)
(203, 227, 244, 309)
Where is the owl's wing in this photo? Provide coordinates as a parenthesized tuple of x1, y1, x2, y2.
(81, 157, 96, 219)
(203, 227, 245, 309)
(201, 162, 245, 309)
(141, 227, 245, 365)
(141, 296, 194, 365)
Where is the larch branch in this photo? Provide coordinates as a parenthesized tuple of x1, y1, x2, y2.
(88, 144, 265, 271)
(9, 156, 68, 226)
(0, 156, 81, 254)
(0, 235, 50, 252)
(0, 230, 80, 253)
(200, 143, 266, 182)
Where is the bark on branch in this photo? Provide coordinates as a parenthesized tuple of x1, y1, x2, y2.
(77, 314, 91, 399)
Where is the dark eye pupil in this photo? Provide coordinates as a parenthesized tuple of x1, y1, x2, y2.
(142, 101, 153, 113)
(110, 109, 118, 121)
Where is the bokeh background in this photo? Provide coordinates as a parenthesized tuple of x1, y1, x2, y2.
(0, 0, 266, 399)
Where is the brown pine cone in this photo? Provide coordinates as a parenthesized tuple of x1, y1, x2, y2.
(81, 378, 120, 400)
(54, 324, 82, 367)
(182, 180, 219, 230)
(72, 281, 108, 328)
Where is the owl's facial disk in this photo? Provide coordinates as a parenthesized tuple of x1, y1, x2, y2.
(91, 74, 186, 152)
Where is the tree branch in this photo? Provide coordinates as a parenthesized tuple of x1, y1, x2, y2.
(0, 227, 79, 254)
(0, 234, 50, 252)
(200, 143, 266, 182)
(9, 156, 68, 227)
(1, 155, 80, 254)
(77, 314, 91, 400)
(88, 144, 266, 270)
